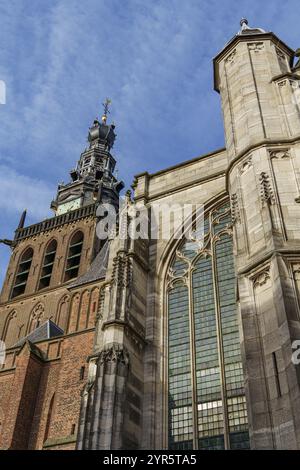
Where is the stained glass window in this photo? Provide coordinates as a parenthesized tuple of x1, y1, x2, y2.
(167, 200, 249, 450)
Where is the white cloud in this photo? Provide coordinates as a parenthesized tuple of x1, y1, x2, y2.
(0, 165, 54, 220)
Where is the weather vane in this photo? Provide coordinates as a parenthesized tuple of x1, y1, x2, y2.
(101, 98, 112, 123)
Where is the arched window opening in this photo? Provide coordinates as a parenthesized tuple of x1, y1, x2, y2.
(28, 304, 44, 334)
(11, 248, 33, 299)
(167, 200, 249, 450)
(64, 232, 84, 282)
(44, 394, 55, 443)
(38, 240, 57, 290)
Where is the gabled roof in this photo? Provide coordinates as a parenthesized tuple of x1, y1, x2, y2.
(13, 319, 63, 348)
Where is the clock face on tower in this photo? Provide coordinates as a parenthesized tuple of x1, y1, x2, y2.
(56, 197, 82, 215)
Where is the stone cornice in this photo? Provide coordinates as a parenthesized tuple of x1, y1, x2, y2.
(128, 250, 150, 273)
(135, 170, 226, 203)
(213, 31, 295, 92)
(271, 71, 300, 83)
(237, 248, 300, 277)
(102, 319, 147, 346)
(147, 148, 226, 178)
(225, 136, 300, 190)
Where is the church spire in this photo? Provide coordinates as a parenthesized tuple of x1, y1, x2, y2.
(51, 101, 124, 216)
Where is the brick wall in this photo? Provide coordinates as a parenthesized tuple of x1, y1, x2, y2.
(0, 329, 94, 450)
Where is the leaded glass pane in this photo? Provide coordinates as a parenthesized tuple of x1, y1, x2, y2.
(167, 200, 249, 450)
(168, 284, 193, 447)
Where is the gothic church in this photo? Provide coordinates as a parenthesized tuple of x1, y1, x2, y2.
(1, 20, 300, 450)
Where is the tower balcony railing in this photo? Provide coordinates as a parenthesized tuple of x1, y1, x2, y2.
(14, 203, 97, 242)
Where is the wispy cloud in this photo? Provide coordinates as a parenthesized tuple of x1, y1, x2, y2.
(0, 165, 54, 219)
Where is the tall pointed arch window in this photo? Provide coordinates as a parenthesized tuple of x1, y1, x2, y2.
(38, 240, 57, 290)
(64, 231, 84, 282)
(167, 200, 249, 450)
(11, 247, 33, 299)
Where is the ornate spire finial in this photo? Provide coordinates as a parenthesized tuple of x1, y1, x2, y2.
(240, 18, 250, 32)
(238, 18, 266, 35)
(101, 98, 112, 124)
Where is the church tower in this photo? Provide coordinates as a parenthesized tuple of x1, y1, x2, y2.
(0, 105, 124, 449)
(214, 19, 300, 449)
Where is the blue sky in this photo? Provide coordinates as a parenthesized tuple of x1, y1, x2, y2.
(0, 0, 299, 285)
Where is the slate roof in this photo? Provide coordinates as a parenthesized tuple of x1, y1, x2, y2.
(12, 319, 64, 348)
(68, 240, 110, 289)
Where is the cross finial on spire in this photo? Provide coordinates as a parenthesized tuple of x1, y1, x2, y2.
(101, 98, 112, 123)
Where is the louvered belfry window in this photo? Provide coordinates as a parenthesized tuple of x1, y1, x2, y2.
(64, 231, 84, 282)
(11, 247, 34, 298)
(38, 239, 57, 290)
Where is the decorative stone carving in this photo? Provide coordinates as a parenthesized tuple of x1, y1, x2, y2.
(259, 172, 275, 205)
(239, 156, 253, 174)
(252, 266, 271, 287)
(269, 149, 290, 160)
(31, 303, 44, 319)
(98, 344, 130, 366)
(248, 42, 264, 52)
(292, 263, 300, 281)
(225, 49, 236, 64)
(277, 80, 287, 87)
(111, 253, 132, 288)
(27, 303, 45, 333)
(290, 79, 300, 89)
(230, 193, 241, 224)
(276, 48, 286, 61)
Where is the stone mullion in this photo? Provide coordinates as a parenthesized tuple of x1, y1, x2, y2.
(188, 270, 199, 450)
(163, 287, 169, 449)
(211, 229, 230, 450)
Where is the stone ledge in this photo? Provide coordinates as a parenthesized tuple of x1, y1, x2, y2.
(43, 435, 77, 448)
